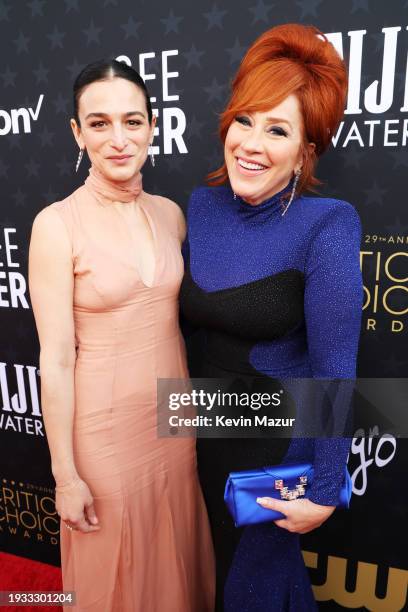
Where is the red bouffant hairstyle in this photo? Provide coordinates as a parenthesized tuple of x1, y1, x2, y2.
(207, 23, 348, 195)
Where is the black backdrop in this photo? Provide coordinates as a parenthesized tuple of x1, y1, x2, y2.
(0, 1, 407, 610)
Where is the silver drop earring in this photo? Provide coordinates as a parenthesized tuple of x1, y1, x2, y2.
(75, 148, 84, 173)
(148, 144, 155, 167)
(233, 192, 237, 200)
(281, 168, 301, 217)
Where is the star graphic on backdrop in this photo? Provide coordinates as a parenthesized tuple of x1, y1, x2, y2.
(203, 4, 227, 30)
(0, 1, 11, 21)
(57, 156, 72, 176)
(248, 0, 274, 24)
(226, 38, 246, 65)
(47, 25, 66, 49)
(25, 158, 40, 178)
(295, 0, 324, 18)
(83, 20, 103, 45)
(362, 180, 387, 206)
(340, 147, 365, 169)
(351, 0, 369, 13)
(13, 30, 30, 54)
(28, 0, 45, 16)
(385, 216, 408, 235)
(12, 188, 27, 208)
(121, 16, 141, 39)
(33, 62, 49, 85)
(187, 116, 205, 139)
(203, 77, 228, 103)
(67, 58, 85, 81)
(53, 93, 69, 115)
(1, 66, 17, 87)
(0, 159, 9, 177)
(160, 10, 184, 35)
(388, 149, 408, 169)
(39, 126, 55, 147)
(64, 0, 79, 11)
(183, 44, 205, 69)
(43, 186, 59, 204)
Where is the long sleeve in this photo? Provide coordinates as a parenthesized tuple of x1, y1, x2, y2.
(303, 202, 363, 504)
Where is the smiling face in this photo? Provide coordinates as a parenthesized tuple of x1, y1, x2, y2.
(224, 94, 312, 205)
(70, 77, 155, 183)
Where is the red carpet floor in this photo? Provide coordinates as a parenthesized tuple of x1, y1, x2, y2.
(0, 552, 62, 611)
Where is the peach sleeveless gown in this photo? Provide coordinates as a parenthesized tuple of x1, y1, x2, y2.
(51, 167, 215, 612)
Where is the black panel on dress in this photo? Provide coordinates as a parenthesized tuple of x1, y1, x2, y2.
(180, 265, 306, 606)
(180, 265, 305, 342)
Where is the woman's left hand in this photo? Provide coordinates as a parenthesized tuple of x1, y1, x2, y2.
(256, 496, 335, 534)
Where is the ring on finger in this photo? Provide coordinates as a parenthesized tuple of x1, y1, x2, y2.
(65, 522, 75, 531)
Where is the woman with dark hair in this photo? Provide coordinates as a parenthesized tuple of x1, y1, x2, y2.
(180, 24, 363, 611)
(29, 59, 214, 612)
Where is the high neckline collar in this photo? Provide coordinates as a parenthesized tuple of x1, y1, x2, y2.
(84, 165, 143, 204)
(235, 179, 293, 219)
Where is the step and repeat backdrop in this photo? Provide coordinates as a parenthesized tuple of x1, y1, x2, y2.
(0, 1, 407, 610)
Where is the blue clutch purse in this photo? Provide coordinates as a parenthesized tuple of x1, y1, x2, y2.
(224, 462, 352, 527)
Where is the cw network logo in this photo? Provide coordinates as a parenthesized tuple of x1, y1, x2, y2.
(0, 94, 44, 136)
(304, 551, 407, 611)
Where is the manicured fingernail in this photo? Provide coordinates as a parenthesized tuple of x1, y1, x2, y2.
(256, 497, 265, 503)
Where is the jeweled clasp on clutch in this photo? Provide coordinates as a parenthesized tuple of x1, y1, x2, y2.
(275, 475, 308, 500)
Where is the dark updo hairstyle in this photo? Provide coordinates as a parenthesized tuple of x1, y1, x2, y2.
(73, 59, 153, 125)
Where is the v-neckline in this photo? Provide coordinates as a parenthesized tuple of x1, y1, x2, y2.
(86, 187, 158, 289)
(133, 199, 157, 289)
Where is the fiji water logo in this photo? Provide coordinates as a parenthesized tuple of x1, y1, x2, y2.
(326, 27, 408, 148)
(0, 94, 44, 136)
(0, 362, 43, 436)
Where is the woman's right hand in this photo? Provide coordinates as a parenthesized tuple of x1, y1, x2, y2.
(55, 477, 101, 534)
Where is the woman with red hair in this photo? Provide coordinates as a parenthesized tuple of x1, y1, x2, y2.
(180, 24, 363, 611)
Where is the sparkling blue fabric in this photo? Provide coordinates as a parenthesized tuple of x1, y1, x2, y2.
(182, 181, 363, 610)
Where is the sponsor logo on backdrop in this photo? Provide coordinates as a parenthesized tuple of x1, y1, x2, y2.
(116, 50, 186, 157)
(0, 228, 29, 309)
(303, 550, 408, 610)
(0, 362, 43, 436)
(0, 478, 58, 545)
(326, 27, 408, 148)
(350, 426, 397, 496)
(360, 244, 407, 332)
(0, 94, 44, 136)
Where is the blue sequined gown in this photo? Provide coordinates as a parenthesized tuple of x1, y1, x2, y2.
(180, 182, 363, 611)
